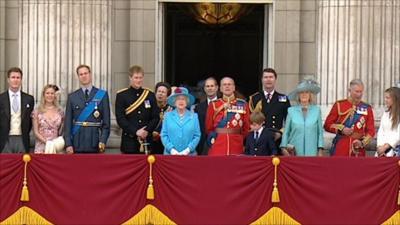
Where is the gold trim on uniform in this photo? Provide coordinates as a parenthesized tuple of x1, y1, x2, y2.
(125, 89, 150, 115)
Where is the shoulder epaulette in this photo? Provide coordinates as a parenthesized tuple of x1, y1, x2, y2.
(249, 92, 261, 98)
(337, 99, 347, 103)
(117, 88, 129, 94)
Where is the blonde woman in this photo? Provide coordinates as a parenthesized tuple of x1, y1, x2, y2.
(32, 84, 65, 153)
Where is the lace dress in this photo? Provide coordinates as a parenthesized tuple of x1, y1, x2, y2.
(32, 108, 64, 153)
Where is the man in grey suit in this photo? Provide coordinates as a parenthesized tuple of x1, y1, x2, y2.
(64, 65, 110, 153)
(0, 67, 34, 153)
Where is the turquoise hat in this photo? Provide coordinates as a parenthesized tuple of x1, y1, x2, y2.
(288, 78, 321, 101)
(167, 87, 195, 107)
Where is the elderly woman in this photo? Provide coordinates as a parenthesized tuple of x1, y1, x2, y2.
(161, 87, 201, 155)
(280, 78, 324, 156)
(376, 87, 400, 157)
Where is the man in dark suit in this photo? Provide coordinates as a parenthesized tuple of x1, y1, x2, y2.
(0, 67, 34, 153)
(64, 64, 111, 154)
(115, 65, 159, 154)
(194, 77, 219, 155)
(249, 68, 291, 154)
(245, 112, 277, 156)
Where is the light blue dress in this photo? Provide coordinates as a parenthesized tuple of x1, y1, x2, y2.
(161, 109, 201, 155)
(280, 105, 324, 156)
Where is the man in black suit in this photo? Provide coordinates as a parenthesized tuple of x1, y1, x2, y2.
(245, 111, 277, 156)
(115, 65, 159, 154)
(194, 77, 219, 155)
(0, 67, 34, 153)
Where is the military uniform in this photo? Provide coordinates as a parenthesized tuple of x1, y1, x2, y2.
(115, 86, 159, 154)
(249, 91, 290, 131)
(64, 87, 110, 153)
(324, 99, 375, 157)
(152, 104, 172, 154)
(205, 96, 250, 155)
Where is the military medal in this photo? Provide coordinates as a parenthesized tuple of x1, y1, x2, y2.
(232, 120, 238, 126)
(94, 110, 100, 118)
(235, 113, 241, 120)
(144, 100, 151, 108)
(93, 102, 100, 118)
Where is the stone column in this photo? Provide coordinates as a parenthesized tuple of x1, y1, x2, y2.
(19, 0, 112, 105)
(0, 0, 5, 91)
(317, 0, 400, 109)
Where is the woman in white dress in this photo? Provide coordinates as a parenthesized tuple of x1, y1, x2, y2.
(376, 87, 400, 157)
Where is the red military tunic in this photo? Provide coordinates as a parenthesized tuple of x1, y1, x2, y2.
(324, 99, 375, 156)
(206, 96, 250, 155)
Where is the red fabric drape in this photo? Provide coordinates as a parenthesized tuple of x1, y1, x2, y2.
(0, 155, 399, 224)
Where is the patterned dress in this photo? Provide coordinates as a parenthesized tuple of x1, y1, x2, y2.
(32, 108, 64, 153)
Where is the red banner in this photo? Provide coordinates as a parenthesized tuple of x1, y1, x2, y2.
(1, 155, 399, 224)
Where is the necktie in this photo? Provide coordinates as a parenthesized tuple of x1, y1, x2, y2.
(266, 93, 271, 103)
(85, 89, 89, 101)
(12, 93, 19, 113)
(255, 131, 259, 142)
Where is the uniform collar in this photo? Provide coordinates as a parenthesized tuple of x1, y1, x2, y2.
(222, 95, 236, 103)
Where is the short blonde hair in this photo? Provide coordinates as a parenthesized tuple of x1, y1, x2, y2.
(250, 111, 266, 124)
(129, 65, 144, 77)
(38, 84, 61, 113)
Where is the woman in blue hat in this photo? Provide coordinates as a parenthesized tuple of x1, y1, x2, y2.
(280, 78, 325, 156)
(161, 87, 201, 155)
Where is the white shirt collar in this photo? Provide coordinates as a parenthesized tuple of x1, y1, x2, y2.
(254, 126, 264, 138)
(8, 89, 21, 97)
(263, 90, 275, 97)
(207, 96, 218, 104)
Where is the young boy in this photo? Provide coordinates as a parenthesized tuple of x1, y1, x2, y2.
(244, 111, 277, 156)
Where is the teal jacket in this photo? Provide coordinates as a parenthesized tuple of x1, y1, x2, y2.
(280, 105, 324, 156)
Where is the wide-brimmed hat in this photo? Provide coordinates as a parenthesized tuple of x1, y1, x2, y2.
(167, 87, 195, 107)
(288, 78, 321, 101)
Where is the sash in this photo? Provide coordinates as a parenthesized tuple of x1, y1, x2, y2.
(125, 89, 149, 115)
(72, 89, 106, 136)
(207, 100, 245, 146)
(330, 107, 363, 155)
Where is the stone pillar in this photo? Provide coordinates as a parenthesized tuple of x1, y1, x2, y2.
(317, 0, 400, 109)
(0, 0, 5, 91)
(1, 0, 20, 92)
(19, 0, 112, 105)
(273, 0, 319, 94)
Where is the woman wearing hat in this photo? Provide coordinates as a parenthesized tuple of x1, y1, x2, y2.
(280, 78, 324, 156)
(32, 84, 65, 153)
(161, 87, 201, 155)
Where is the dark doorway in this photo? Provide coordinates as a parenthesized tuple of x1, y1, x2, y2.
(165, 3, 265, 99)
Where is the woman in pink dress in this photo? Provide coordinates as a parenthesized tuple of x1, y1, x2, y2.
(32, 84, 64, 154)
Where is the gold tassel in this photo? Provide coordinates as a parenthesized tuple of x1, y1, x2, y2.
(147, 155, 156, 200)
(271, 157, 280, 203)
(122, 204, 176, 225)
(250, 207, 300, 225)
(0, 206, 53, 224)
(20, 154, 31, 202)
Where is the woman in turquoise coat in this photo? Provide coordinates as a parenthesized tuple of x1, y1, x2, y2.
(161, 87, 200, 155)
(280, 78, 324, 156)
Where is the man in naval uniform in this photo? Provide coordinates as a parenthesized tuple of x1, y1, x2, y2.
(115, 65, 159, 154)
(64, 64, 111, 153)
(249, 68, 291, 133)
(206, 77, 250, 155)
(324, 79, 375, 157)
